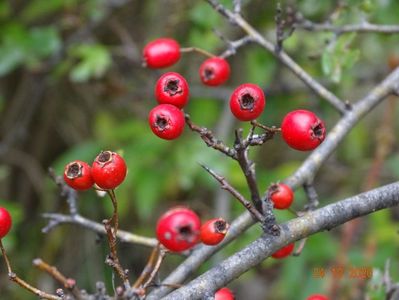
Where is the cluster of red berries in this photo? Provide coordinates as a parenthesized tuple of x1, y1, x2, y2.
(63, 151, 127, 191)
(155, 207, 229, 252)
(143, 38, 327, 151)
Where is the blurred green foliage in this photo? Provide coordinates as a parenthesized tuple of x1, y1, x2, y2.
(0, 0, 398, 299)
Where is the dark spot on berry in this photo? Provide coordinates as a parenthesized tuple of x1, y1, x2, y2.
(214, 219, 227, 233)
(66, 163, 82, 179)
(165, 79, 181, 96)
(312, 122, 325, 140)
(203, 67, 214, 81)
(239, 93, 255, 110)
(98, 151, 112, 163)
(178, 225, 195, 241)
(155, 115, 169, 130)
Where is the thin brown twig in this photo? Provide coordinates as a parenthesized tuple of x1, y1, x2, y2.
(185, 114, 237, 159)
(180, 47, 215, 58)
(0, 240, 62, 300)
(33, 258, 82, 299)
(200, 163, 264, 223)
(132, 244, 161, 289)
(142, 249, 167, 289)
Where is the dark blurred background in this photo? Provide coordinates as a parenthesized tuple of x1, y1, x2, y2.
(0, 0, 398, 299)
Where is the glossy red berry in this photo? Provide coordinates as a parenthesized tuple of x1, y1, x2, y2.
(271, 243, 295, 259)
(230, 83, 266, 121)
(143, 38, 180, 69)
(215, 287, 235, 300)
(307, 294, 329, 300)
(155, 72, 189, 109)
(148, 104, 185, 140)
(0, 207, 12, 239)
(156, 207, 201, 252)
(268, 183, 294, 210)
(199, 57, 231, 86)
(91, 151, 127, 190)
(63, 160, 94, 191)
(200, 218, 229, 246)
(281, 109, 326, 151)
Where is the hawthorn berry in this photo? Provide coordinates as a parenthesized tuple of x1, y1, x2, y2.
(91, 151, 127, 190)
(156, 207, 201, 252)
(199, 57, 231, 86)
(215, 287, 235, 300)
(307, 294, 329, 300)
(268, 183, 294, 210)
(200, 218, 229, 246)
(0, 207, 12, 239)
(148, 104, 185, 140)
(281, 109, 326, 151)
(230, 83, 265, 121)
(155, 72, 189, 109)
(271, 243, 295, 259)
(143, 38, 180, 69)
(63, 160, 94, 191)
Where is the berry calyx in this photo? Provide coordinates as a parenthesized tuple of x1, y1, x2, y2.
(0, 207, 12, 239)
(268, 183, 294, 210)
(156, 207, 201, 252)
(143, 38, 180, 69)
(215, 287, 235, 300)
(307, 294, 329, 300)
(281, 109, 326, 151)
(91, 151, 127, 190)
(63, 160, 94, 191)
(230, 83, 266, 121)
(199, 57, 231, 86)
(200, 218, 229, 246)
(155, 72, 189, 109)
(271, 243, 295, 259)
(148, 104, 185, 140)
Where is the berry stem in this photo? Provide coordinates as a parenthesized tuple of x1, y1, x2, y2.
(180, 47, 216, 58)
(33, 258, 82, 299)
(132, 243, 161, 289)
(0, 240, 62, 300)
(103, 189, 130, 289)
(142, 248, 167, 289)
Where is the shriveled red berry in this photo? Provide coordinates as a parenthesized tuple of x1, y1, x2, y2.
(200, 218, 229, 246)
(199, 57, 231, 86)
(307, 294, 329, 300)
(230, 83, 266, 121)
(306, 294, 328, 300)
(148, 104, 185, 140)
(268, 183, 294, 210)
(281, 109, 326, 151)
(92, 151, 127, 190)
(143, 38, 180, 69)
(271, 243, 295, 259)
(215, 287, 235, 300)
(0, 207, 12, 239)
(155, 72, 189, 109)
(156, 207, 201, 252)
(63, 160, 94, 191)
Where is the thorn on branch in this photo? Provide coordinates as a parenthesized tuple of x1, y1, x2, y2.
(303, 182, 319, 210)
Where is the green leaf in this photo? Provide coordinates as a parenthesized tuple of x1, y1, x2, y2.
(69, 44, 111, 82)
(21, 0, 76, 21)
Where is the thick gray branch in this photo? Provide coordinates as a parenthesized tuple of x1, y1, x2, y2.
(296, 21, 399, 34)
(163, 182, 399, 299)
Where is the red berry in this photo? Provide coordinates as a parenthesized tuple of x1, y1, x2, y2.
(155, 72, 189, 109)
(215, 287, 235, 300)
(271, 243, 295, 259)
(91, 151, 127, 190)
(199, 57, 231, 86)
(63, 160, 94, 191)
(200, 218, 229, 246)
(0, 207, 12, 239)
(281, 109, 326, 151)
(307, 294, 329, 300)
(143, 38, 180, 69)
(148, 104, 185, 140)
(156, 207, 201, 252)
(268, 183, 294, 210)
(230, 83, 266, 121)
